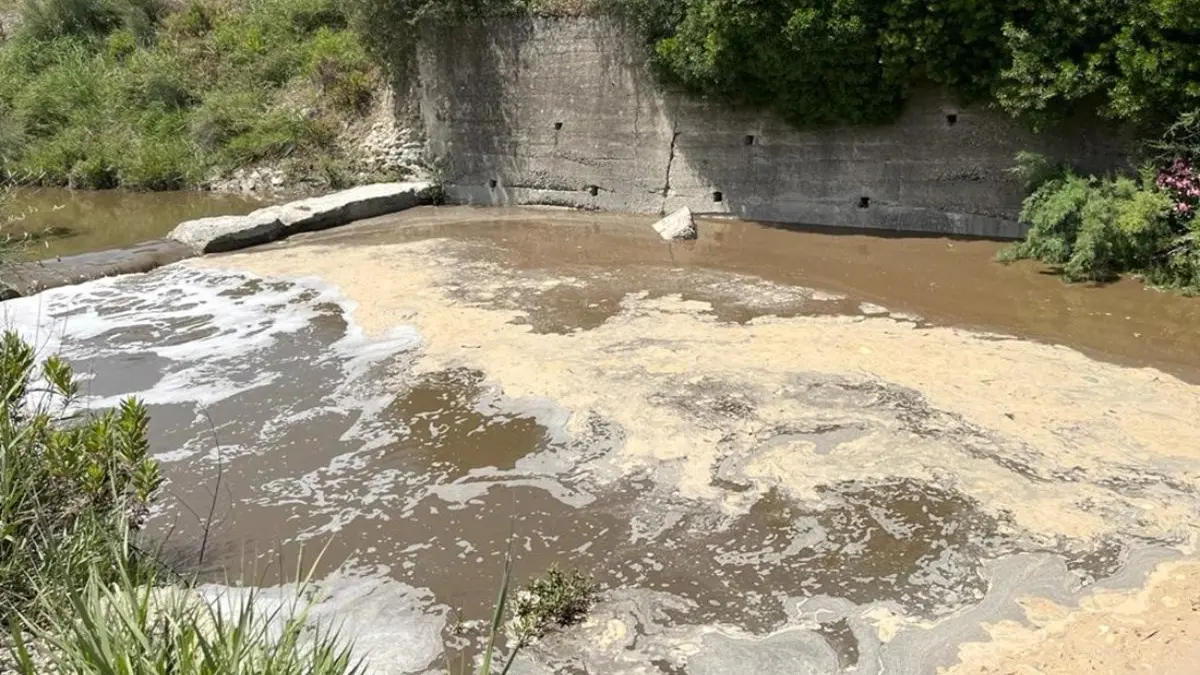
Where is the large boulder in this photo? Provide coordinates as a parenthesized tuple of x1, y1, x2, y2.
(273, 181, 435, 235)
(652, 207, 697, 241)
(168, 210, 284, 254)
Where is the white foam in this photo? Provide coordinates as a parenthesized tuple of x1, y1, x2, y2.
(0, 263, 424, 417)
(196, 566, 447, 675)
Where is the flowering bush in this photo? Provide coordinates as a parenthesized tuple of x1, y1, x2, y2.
(1156, 158, 1200, 220)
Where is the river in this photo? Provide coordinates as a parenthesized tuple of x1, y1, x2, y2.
(2, 187, 267, 259)
(4, 205, 1200, 674)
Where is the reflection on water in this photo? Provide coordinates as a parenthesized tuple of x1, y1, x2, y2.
(2, 187, 268, 259)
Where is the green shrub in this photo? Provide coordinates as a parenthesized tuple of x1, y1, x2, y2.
(619, 0, 1200, 136)
(11, 44, 110, 138)
(650, 0, 904, 127)
(19, 0, 120, 41)
(189, 88, 268, 152)
(105, 27, 137, 59)
(221, 109, 334, 164)
(877, 0, 1015, 103)
(119, 132, 198, 190)
(17, 0, 164, 42)
(0, 113, 25, 168)
(0, 0, 379, 191)
(10, 126, 118, 187)
(0, 331, 161, 617)
(166, 1, 212, 36)
(69, 151, 121, 188)
(1000, 163, 1186, 286)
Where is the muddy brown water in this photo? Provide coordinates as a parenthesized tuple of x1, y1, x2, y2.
(2, 187, 267, 259)
(297, 207, 1200, 382)
(6, 205, 1200, 674)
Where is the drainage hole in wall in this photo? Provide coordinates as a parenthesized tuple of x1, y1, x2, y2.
(554, 121, 563, 131)
(586, 185, 599, 196)
(744, 134, 755, 146)
(488, 179, 498, 189)
(946, 113, 958, 126)
(713, 191, 724, 203)
(858, 196, 870, 208)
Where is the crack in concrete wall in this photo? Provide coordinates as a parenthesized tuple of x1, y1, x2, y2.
(660, 128, 681, 212)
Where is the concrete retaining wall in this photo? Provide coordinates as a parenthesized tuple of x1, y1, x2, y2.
(418, 17, 1132, 239)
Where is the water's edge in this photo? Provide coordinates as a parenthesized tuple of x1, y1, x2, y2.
(0, 182, 435, 298)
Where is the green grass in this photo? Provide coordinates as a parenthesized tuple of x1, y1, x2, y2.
(0, 0, 377, 191)
(10, 550, 365, 675)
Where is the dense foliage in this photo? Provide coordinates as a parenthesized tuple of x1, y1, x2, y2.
(621, 0, 1200, 135)
(0, 0, 377, 190)
(999, 153, 1200, 291)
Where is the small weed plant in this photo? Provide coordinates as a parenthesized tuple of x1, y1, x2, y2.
(445, 541, 599, 675)
(507, 566, 597, 647)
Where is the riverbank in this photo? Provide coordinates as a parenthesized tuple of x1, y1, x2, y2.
(0, 0, 425, 193)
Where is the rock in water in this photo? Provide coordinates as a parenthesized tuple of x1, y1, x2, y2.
(169, 210, 284, 254)
(652, 207, 697, 241)
(168, 182, 436, 254)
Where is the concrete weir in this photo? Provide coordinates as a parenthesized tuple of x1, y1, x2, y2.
(0, 181, 435, 297)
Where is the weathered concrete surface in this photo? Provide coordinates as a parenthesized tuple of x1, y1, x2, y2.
(169, 210, 284, 254)
(271, 181, 436, 235)
(168, 182, 435, 254)
(653, 206, 697, 240)
(0, 238, 192, 296)
(418, 17, 1131, 238)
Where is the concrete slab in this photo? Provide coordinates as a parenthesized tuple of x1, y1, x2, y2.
(169, 210, 284, 255)
(273, 182, 435, 235)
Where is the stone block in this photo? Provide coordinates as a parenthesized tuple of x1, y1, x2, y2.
(168, 210, 284, 254)
(275, 182, 435, 235)
(652, 207, 697, 241)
